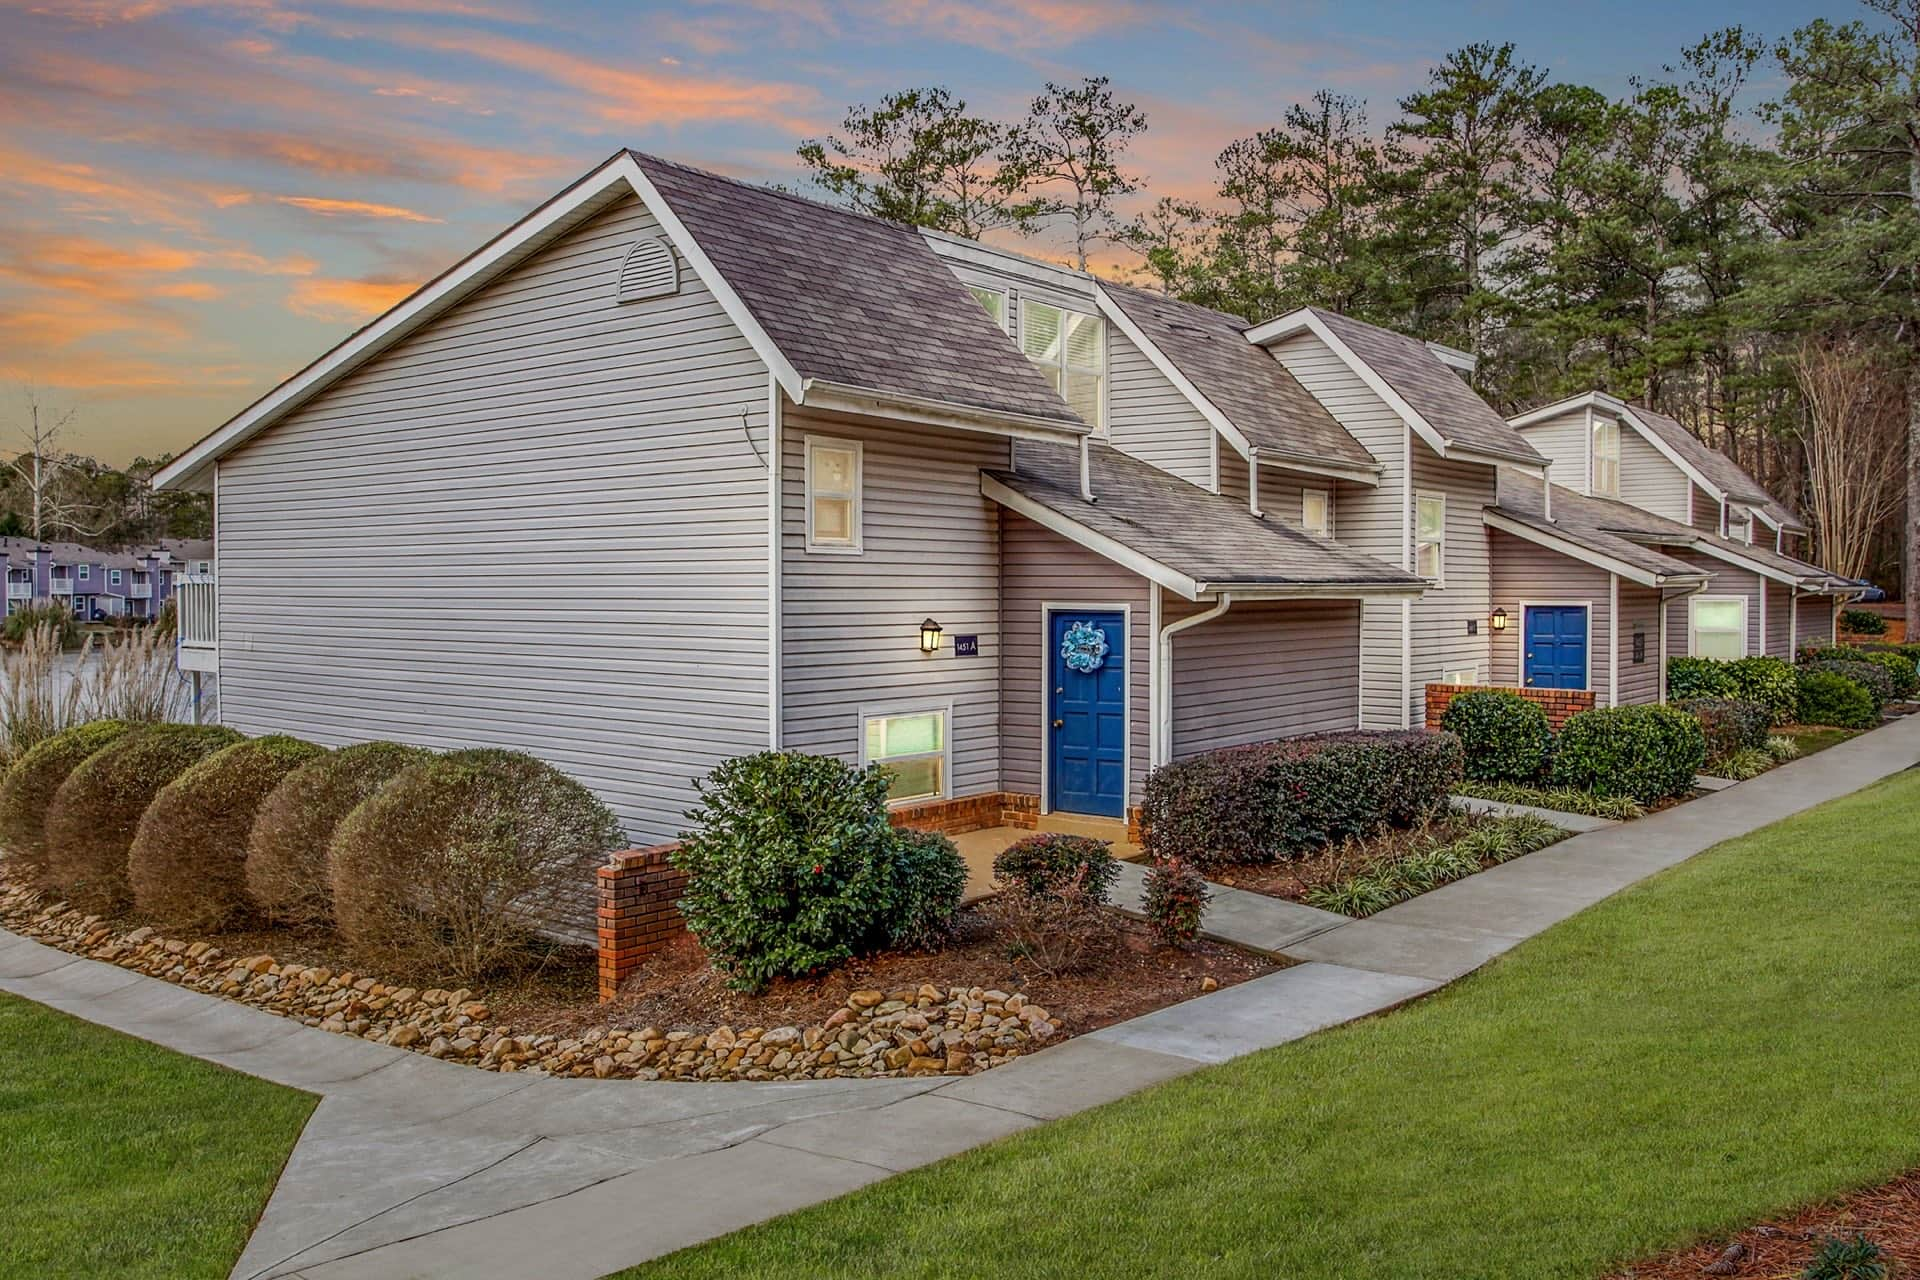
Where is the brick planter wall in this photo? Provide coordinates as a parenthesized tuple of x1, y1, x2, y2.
(596, 842, 686, 1002)
(888, 791, 1039, 834)
(1424, 683, 1595, 732)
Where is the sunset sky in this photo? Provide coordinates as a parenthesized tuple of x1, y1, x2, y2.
(0, 0, 1861, 464)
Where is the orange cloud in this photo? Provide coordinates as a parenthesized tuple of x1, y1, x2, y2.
(287, 275, 417, 322)
(275, 195, 444, 222)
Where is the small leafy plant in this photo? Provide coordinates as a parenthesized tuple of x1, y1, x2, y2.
(992, 833, 1118, 904)
(1304, 817, 1565, 917)
(1802, 1234, 1887, 1280)
(1450, 780, 1645, 821)
(1142, 855, 1209, 945)
(1840, 607, 1888, 636)
(1706, 747, 1774, 781)
(1764, 734, 1802, 762)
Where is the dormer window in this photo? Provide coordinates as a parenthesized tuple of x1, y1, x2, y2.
(1301, 488, 1333, 537)
(1591, 417, 1620, 497)
(1020, 299, 1105, 432)
(968, 285, 1008, 333)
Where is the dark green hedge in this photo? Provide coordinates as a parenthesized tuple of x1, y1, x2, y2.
(1796, 669, 1877, 729)
(1550, 706, 1705, 803)
(1140, 730, 1463, 867)
(1439, 690, 1552, 782)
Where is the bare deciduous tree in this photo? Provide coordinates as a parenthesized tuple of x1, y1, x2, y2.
(1792, 339, 1908, 579)
(7, 389, 110, 542)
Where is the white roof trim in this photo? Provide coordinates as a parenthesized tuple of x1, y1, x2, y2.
(980, 473, 1200, 599)
(155, 152, 806, 493)
(797, 381, 1087, 443)
(1512, 391, 1731, 504)
(1257, 453, 1381, 487)
(1680, 537, 1813, 588)
(1091, 282, 1253, 459)
(1192, 580, 1426, 600)
(1484, 509, 1696, 589)
(1245, 308, 1460, 460)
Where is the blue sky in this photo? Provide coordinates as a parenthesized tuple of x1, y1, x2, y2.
(0, 0, 1866, 462)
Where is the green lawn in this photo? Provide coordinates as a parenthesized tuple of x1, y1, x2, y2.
(632, 769, 1920, 1280)
(0, 992, 316, 1279)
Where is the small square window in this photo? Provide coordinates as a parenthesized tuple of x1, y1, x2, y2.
(77, 564, 90, 582)
(805, 437, 862, 554)
(1690, 597, 1746, 660)
(109, 569, 122, 586)
(1301, 488, 1332, 537)
(863, 707, 948, 804)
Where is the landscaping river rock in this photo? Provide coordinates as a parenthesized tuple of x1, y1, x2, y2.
(0, 883, 1060, 1082)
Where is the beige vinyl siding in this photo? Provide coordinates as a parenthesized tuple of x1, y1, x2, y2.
(1664, 549, 1762, 657)
(1690, 484, 1722, 533)
(1000, 512, 1152, 807)
(214, 193, 770, 844)
(1216, 456, 1328, 534)
(1795, 593, 1837, 649)
(1409, 447, 1495, 699)
(1489, 530, 1608, 692)
(1106, 329, 1216, 486)
(1165, 597, 1360, 755)
(1271, 332, 1408, 728)
(780, 410, 1006, 799)
(1619, 426, 1691, 522)
(1762, 578, 1793, 657)
(1616, 583, 1663, 704)
(1516, 407, 1589, 492)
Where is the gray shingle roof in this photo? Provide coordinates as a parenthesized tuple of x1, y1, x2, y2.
(1688, 526, 1849, 586)
(1099, 283, 1375, 471)
(989, 440, 1422, 590)
(1621, 403, 1772, 506)
(1491, 472, 1707, 581)
(1307, 308, 1545, 464)
(628, 151, 1082, 428)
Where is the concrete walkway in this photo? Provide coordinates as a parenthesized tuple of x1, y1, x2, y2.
(5, 713, 1918, 1280)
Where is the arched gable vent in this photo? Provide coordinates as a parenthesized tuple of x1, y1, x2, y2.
(617, 236, 679, 303)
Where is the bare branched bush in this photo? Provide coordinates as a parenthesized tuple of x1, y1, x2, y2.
(0, 719, 132, 889)
(329, 749, 624, 982)
(1793, 339, 1907, 581)
(981, 865, 1118, 978)
(129, 735, 327, 931)
(42, 723, 242, 912)
(245, 741, 428, 927)
(80, 625, 181, 725)
(0, 624, 88, 764)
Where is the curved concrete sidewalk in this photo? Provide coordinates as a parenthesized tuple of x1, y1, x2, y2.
(5, 714, 1918, 1280)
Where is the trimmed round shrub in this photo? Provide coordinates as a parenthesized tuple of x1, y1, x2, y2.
(670, 751, 967, 992)
(0, 719, 134, 889)
(128, 735, 327, 931)
(1143, 855, 1209, 945)
(885, 828, 968, 951)
(42, 724, 242, 912)
(992, 833, 1119, 904)
(1841, 607, 1888, 635)
(1803, 659, 1892, 710)
(1677, 698, 1771, 762)
(1550, 705, 1706, 804)
(1724, 656, 1800, 726)
(245, 741, 428, 927)
(331, 748, 624, 981)
(1858, 650, 1920, 700)
(1666, 656, 1737, 703)
(1439, 690, 1552, 782)
(1796, 669, 1877, 729)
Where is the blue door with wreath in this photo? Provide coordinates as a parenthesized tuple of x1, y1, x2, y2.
(1049, 611, 1126, 817)
(1524, 605, 1589, 690)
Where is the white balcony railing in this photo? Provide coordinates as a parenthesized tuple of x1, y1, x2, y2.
(176, 577, 217, 672)
(6, 581, 30, 600)
(49, 578, 72, 594)
(130, 583, 153, 599)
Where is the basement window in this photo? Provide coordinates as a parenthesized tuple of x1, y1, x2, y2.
(862, 706, 949, 804)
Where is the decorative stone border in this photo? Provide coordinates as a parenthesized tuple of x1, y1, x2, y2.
(0, 881, 1058, 1082)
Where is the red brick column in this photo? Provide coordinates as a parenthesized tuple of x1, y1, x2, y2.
(1424, 683, 1596, 732)
(595, 842, 686, 1002)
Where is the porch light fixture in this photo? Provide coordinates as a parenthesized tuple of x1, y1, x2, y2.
(919, 618, 943, 654)
(1490, 608, 1509, 633)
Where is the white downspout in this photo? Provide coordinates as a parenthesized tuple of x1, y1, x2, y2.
(1155, 593, 1233, 767)
(1608, 572, 1619, 707)
(1079, 435, 1094, 503)
(1247, 448, 1263, 518)
(1542, 462, 1553, 522)
(767, 374, 783, 749)
(1791, 590, 1799, 654)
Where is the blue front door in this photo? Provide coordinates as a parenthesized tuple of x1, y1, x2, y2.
(1524, 605, 1589, 690)
(1049, 611, 1126, 817)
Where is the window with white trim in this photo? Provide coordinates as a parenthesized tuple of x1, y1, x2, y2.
(804, 436, 862, 553)
(77, 564, 90, 582)
(968, 285, 1008, 333)
(1443, 666, 1479, 686)
(1591, 416, 1620, 497)
(862, 707, 948, 804)
(1301, 487, 1333, 537)
(1415, 492, 1446, 584)
(1690, 596, 1747, 660)
(1019, 299, 1105, 431)
(109, 569, 122, 586)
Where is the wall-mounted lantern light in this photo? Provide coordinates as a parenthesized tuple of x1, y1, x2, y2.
(1490, 608, 1509, 633)
(919, 618, 943, 654)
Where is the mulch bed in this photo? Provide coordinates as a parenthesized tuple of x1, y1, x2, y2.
(1206, 814, 1484, 904)
(524, 905, 1278, 1038)
(1614, 1170, 1920, 1278)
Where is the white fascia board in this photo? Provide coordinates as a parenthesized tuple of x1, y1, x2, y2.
(1258, 453, 1382, 488)
(980, 474, 1199, 599)
(1448, 445, 1548, 472)
(1483, 510, 1668, 588)
(1091, 283, 1253, 458)
(1506, 390, 1604, 431)
(798, 381, 1088, 444)
(1244, 308, 1454, 460)
(1194, 581, 1425, 600)
(155, 152, 804, 493)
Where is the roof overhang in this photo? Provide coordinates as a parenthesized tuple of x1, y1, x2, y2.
(1256, 451, 1382, 487)
(1191, 580, 1425, 600)
(1753, 506, 1808, 535)
(1244, 308, 1544, 470)
(1665, 536, 1832, 589)
(797, 381, 1086, 444)
(1484, 509, 1704, 589)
